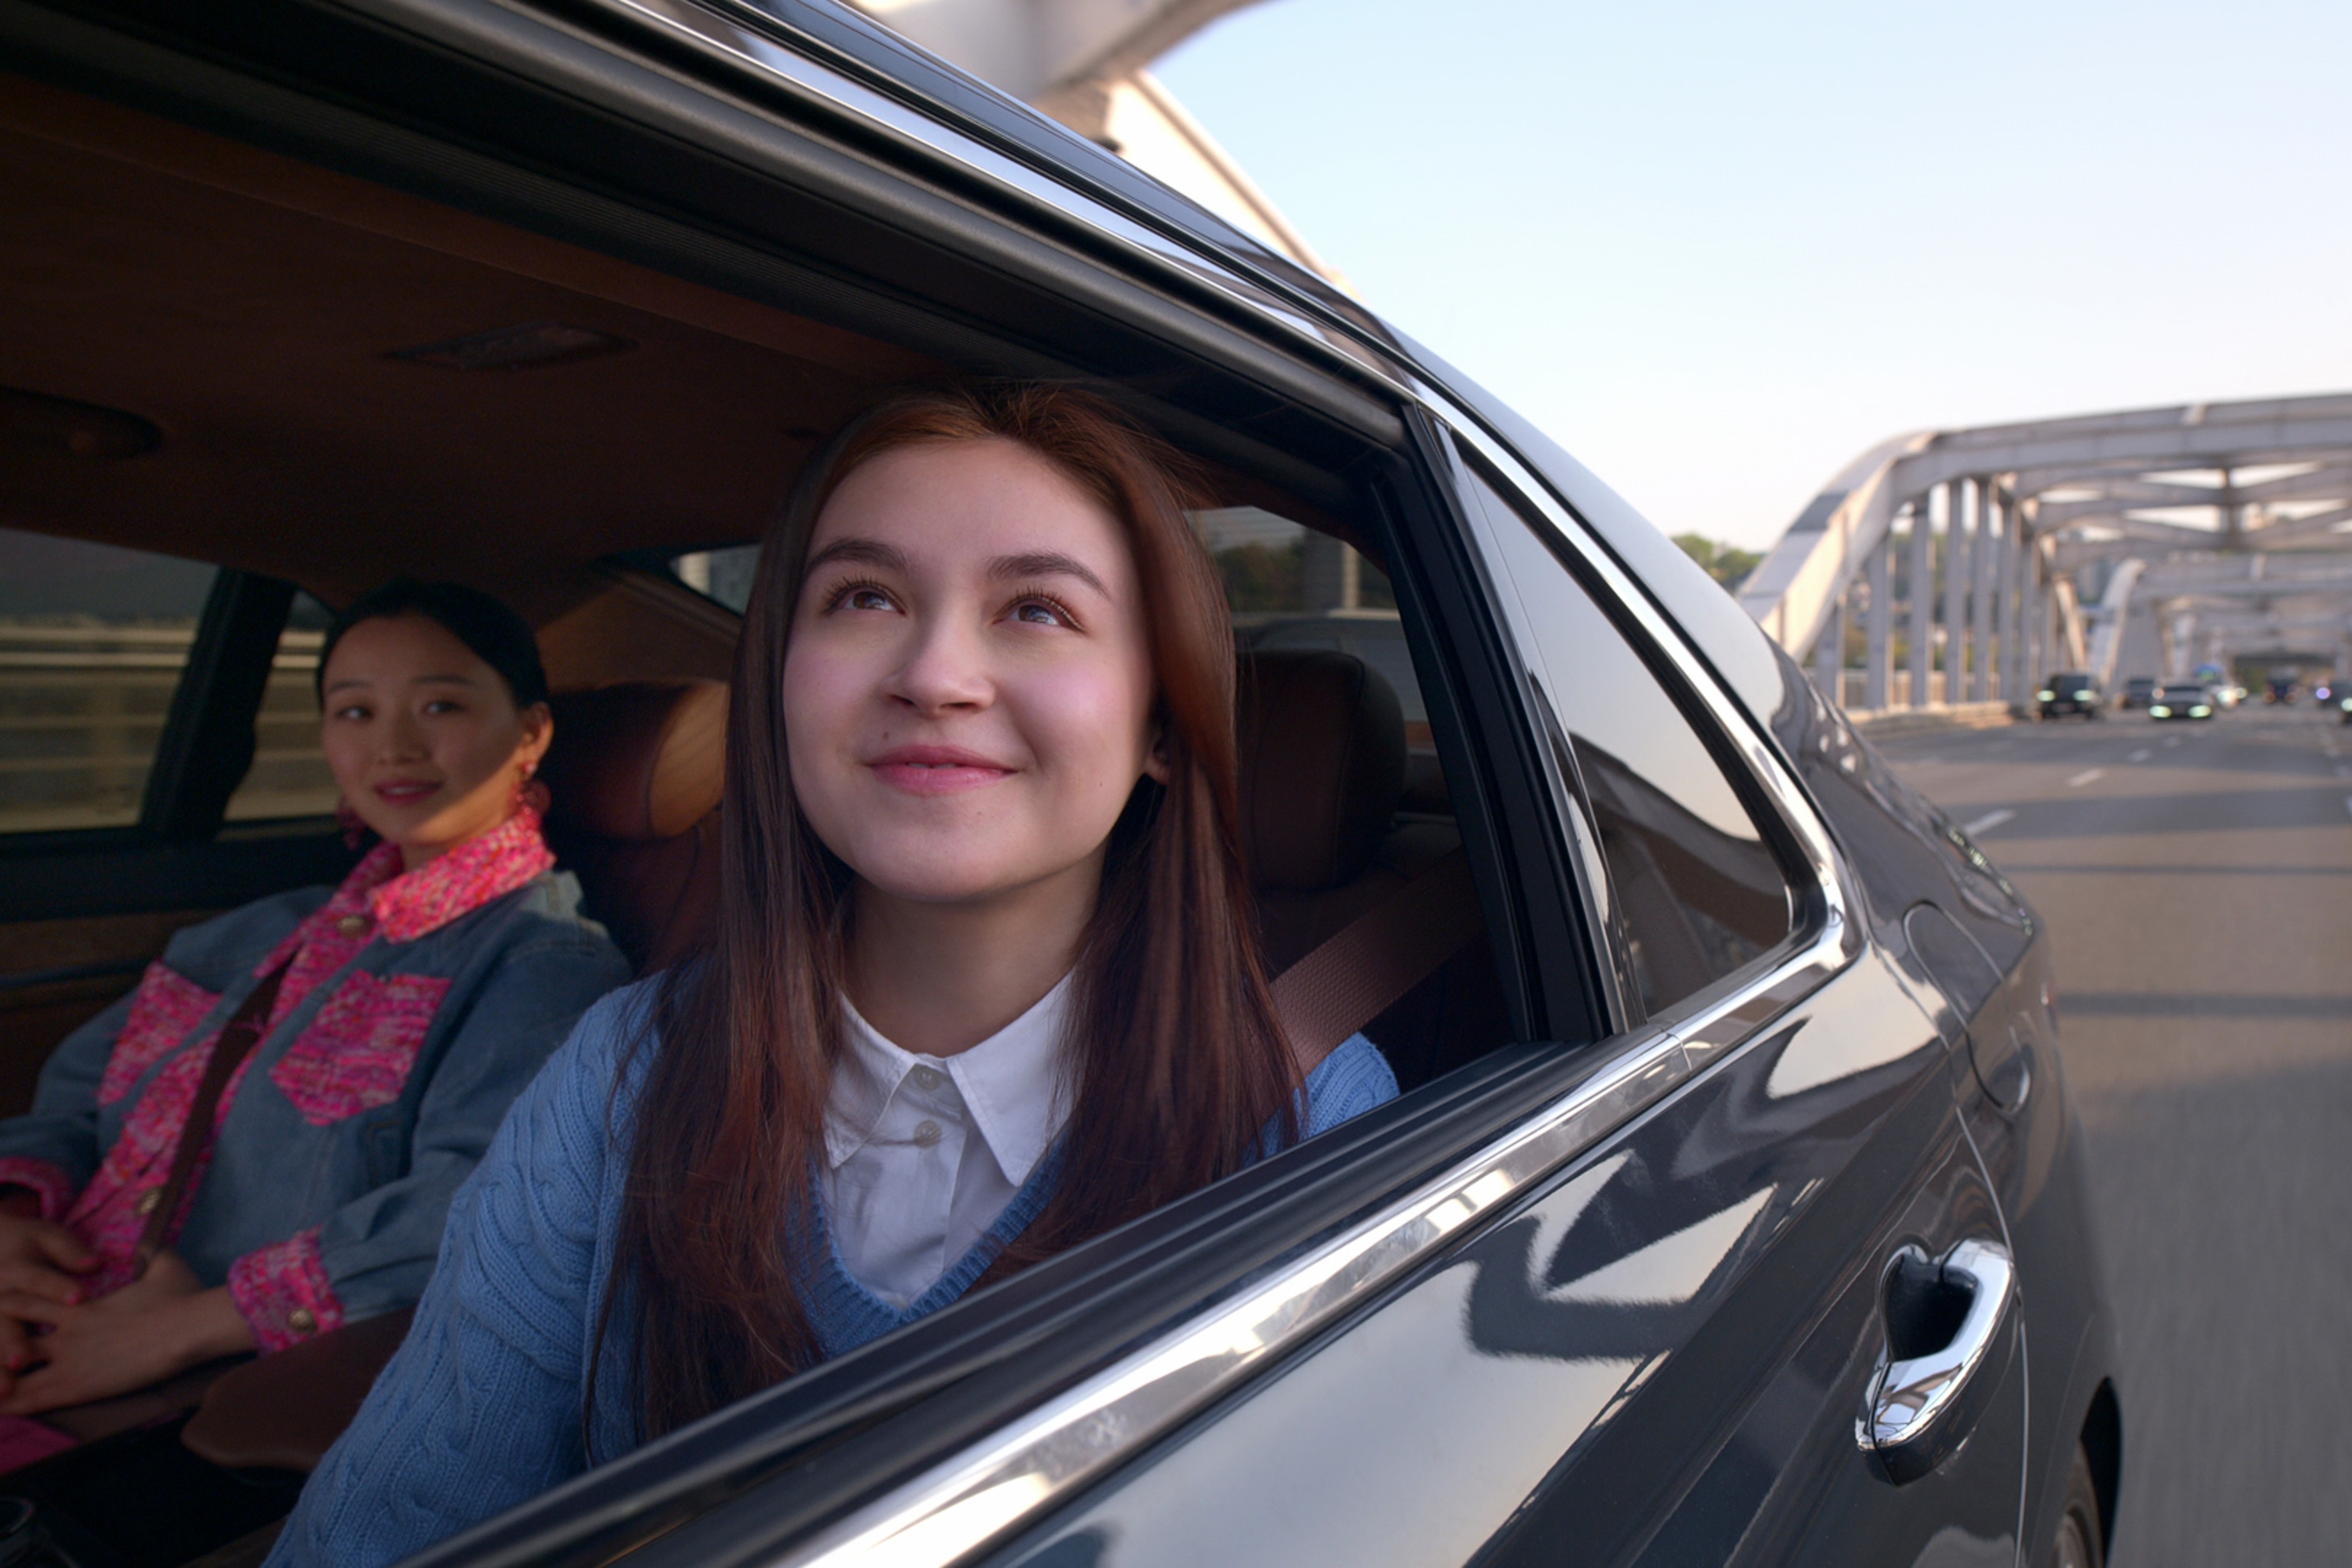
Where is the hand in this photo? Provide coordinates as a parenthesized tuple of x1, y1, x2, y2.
(0, 1213, 97, 1394)
(0, 1250, 255, 1416)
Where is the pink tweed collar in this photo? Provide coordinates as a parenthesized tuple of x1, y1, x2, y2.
(350, 805, 556, 945)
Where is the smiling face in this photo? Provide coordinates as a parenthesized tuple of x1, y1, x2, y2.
(319, 613, 552, 870)
(782, 437, 1164, 915)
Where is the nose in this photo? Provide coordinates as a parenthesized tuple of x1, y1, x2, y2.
(884, 612, 994, 717)
(376, 708, 429, 761)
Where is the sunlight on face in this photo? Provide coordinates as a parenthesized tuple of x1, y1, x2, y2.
(319, 614, 551, 870)
(783, 438, 1163, 910)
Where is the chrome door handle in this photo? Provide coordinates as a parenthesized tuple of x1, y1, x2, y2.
(1858, 1237, 2015, 1484)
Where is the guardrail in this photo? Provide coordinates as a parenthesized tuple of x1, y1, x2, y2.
(0, 621, 334, 833)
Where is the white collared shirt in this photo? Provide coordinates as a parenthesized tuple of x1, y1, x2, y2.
(820, 975, 1075, 1307)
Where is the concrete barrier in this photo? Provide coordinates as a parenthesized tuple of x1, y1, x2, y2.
(1846, 701, 2019, 740)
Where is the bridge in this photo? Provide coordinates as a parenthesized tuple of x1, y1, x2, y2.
(1737, 392, 2352, 710)
(845, 0, 1331, 276)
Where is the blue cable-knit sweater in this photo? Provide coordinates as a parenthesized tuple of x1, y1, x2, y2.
(266, 981, 1397, 1568)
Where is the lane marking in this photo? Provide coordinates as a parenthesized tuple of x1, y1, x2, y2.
(1963, 808, 2016, 835)
(2164, 738, 2180, 748)
(2067, 768, 2106, 787)
(2129, 749, 2151, 762)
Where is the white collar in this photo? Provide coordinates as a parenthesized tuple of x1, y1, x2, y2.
(826, 973, 1075, 1188)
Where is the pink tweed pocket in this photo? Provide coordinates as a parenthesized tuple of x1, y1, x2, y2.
(97, 963, 219, 1106)
(269, 972, 450, 1125)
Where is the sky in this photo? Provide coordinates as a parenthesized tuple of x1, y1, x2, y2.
(1153, 0, 2352, 551)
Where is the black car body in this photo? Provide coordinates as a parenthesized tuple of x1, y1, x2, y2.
(2118, 677, 2159, 711)
(0, 2, 2119, 1565)
(2037, 671, 2102, 720)
(2148, 684, 2214, 722)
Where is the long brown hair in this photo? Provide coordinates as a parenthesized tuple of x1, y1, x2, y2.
(598, 385, 1296, 1443)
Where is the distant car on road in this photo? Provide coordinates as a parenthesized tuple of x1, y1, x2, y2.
(2266, 675, 2299, 704)
(2036, 672, 2103, 720)
(2148, 683, 2215, 721)
(2120, 676, 2160, 710)
(2210, 682, 2247, 710)
(2338, 692, 2352, 725)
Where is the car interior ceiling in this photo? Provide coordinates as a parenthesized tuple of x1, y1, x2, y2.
(0, 72, 1510, 1104)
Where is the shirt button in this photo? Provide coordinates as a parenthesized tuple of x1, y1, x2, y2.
(335, 914, 370, 939)
(287, 1307, 317, 1335)
(911, 1119, 943, 1148)
(909, 1066, 944, 1091)
(134, 1187, 164, 1217)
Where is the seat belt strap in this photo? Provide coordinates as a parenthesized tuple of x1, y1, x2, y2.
(133, 956, 292, 1274)
(1273, 849, 1483, 1076)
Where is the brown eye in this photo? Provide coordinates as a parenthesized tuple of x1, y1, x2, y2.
(828, 580, 896, 614)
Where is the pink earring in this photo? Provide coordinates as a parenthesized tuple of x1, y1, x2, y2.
(514, 760, 550, 819)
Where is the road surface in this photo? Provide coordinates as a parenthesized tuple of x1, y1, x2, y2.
(1874, 701, 2352, 1566)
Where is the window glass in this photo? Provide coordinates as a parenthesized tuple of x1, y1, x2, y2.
(1458, 464, 1792, 1016)
(225, 593, 340, 821)
(667, 546, 762, 613)
(0, 530, 217, 833)
(1192, 508, 1424, 732)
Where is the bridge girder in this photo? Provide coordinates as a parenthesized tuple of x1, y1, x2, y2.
(1744, 390, 2352, 707)
(848, 0, 1263, 104)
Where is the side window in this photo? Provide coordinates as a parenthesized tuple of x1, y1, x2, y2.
(225, 593, 339, 821)
(0, 529, 217, 834)
(1194, 508, 1417, 715)
(668, 546, 762, 613)
(1456, 456, 1793, 1018)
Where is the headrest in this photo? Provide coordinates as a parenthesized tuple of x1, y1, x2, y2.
(1237, 649, 1405, 892)
(542, 681, 727, 842)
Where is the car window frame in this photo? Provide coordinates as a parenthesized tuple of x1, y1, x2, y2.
(0, 565, 330, 924)
(1437, 420, 1847, 1038)
(400, 404, 1865, 1568)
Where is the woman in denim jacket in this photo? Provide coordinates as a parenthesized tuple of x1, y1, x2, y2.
(0, 580, 629, 1463)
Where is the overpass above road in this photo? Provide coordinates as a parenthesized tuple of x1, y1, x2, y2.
(1739, 392, 2352, 710)
(844, 0, 1333, 277)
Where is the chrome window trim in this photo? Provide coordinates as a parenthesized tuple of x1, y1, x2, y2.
(577, 0, 1404, 391)
(757, 915, 1854, 1568)
(1433, 412, 1865, 990)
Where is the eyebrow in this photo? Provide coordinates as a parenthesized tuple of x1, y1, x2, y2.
(804, 537, 911, 576)
(991, 550, 1109, 598)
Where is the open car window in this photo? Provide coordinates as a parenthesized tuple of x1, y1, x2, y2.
(0, 529, 218, 836)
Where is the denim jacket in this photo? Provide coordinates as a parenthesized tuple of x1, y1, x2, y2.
(0, 808, 630, 1352)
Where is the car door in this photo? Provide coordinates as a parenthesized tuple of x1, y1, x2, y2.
(968, 424, 2028, 1568)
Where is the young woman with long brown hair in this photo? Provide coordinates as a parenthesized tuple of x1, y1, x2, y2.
(268, 386, 1397, 1567)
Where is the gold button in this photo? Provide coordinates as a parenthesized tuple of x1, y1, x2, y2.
(134, 1188, 163, 1217)
(336, 914, 370, 938)
(287, 1307, 317, 1335)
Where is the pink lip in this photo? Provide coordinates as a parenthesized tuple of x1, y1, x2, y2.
(867, 745, 1015, 797)
(373, 779, 441, 805)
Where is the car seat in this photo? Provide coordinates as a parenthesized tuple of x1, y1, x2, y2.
(538, 679, 727, 970)
(1236, 650, 1503, 1088)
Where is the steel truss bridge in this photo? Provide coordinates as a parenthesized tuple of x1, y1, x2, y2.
(1739, 393, 2352, 710)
